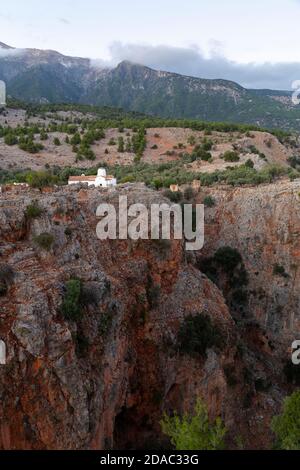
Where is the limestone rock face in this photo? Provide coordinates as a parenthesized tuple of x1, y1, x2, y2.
(0, 181, 299, 450)
(199, 180, 300, 346)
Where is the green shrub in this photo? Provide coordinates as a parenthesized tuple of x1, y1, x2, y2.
(131, 127, 147, 157)
(70, 132, 81, 145)
(163, 189, 182, 202)
(161, 398, 226, 450)
(79, 284, 101, 307)
(26, 171, 59, 189)
(118, 136, 125, 152)
(191, 145, 212, 161)
(61, 279, 82, 321)
(4, 133, 18, 145)
(19, 137, 44, 153)
(273, 264, 288, 277)
(25, 201, 43, 219)
(152, 178, 163, 189)
(230, 267, 248, 288)
(0, 264, 14, 296)
(283, 361, 300, 385)
(247, 145, 266, 160)
(64, 227, 72, 237)
(184, 186, 195, 200)
(213, 247, 242, 273)
(272, 391, 300, 449)
(203, 195, 215, 207)
(231, 288, 248, 306)
(120, 175, 135, 183)
(33, 232, 54, 251)
(223, 151, 240, 162)
(78, 144, 96, 160)
(288, 156, 300, 169)
(199, 248, 247, 292)
(98, 311, 113, 336)
(201, 139, 213, 151)
(177, 314, 222, 358)
(265, 139, 272, 148)
(288, 168, 299, 181)
(75, 332, 89, 358)
(260, 164, 286, 180)
(200, 151, 212, 161)
(187, 135, 196, 145)
(245, 159, 254, 168)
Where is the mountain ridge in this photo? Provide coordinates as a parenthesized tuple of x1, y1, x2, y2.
(0, 42, 299, 130)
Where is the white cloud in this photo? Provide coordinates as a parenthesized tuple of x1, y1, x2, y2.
(94, 41, 300, 91)
(89, 58, 113, 69)
(0, 46, 25, 58)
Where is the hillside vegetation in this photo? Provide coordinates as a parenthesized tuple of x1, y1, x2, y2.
(1, 103, 299, 187)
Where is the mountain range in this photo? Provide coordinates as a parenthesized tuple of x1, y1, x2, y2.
(0, 41, 300, 130)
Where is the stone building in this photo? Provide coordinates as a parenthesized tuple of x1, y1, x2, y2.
(68, 168, 117, 188)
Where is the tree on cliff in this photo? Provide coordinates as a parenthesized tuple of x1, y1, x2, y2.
(272, 391, 300, 450)
(160, 399, 226, 450)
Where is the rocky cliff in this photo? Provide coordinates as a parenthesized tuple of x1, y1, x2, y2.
(199, 180, 300, 346)
(0, 180, 299, 449)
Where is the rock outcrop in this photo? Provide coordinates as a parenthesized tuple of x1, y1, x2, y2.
(199, 179, 300, 348)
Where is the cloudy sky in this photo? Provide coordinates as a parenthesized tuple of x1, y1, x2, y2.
(1, 0, 300, 89)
